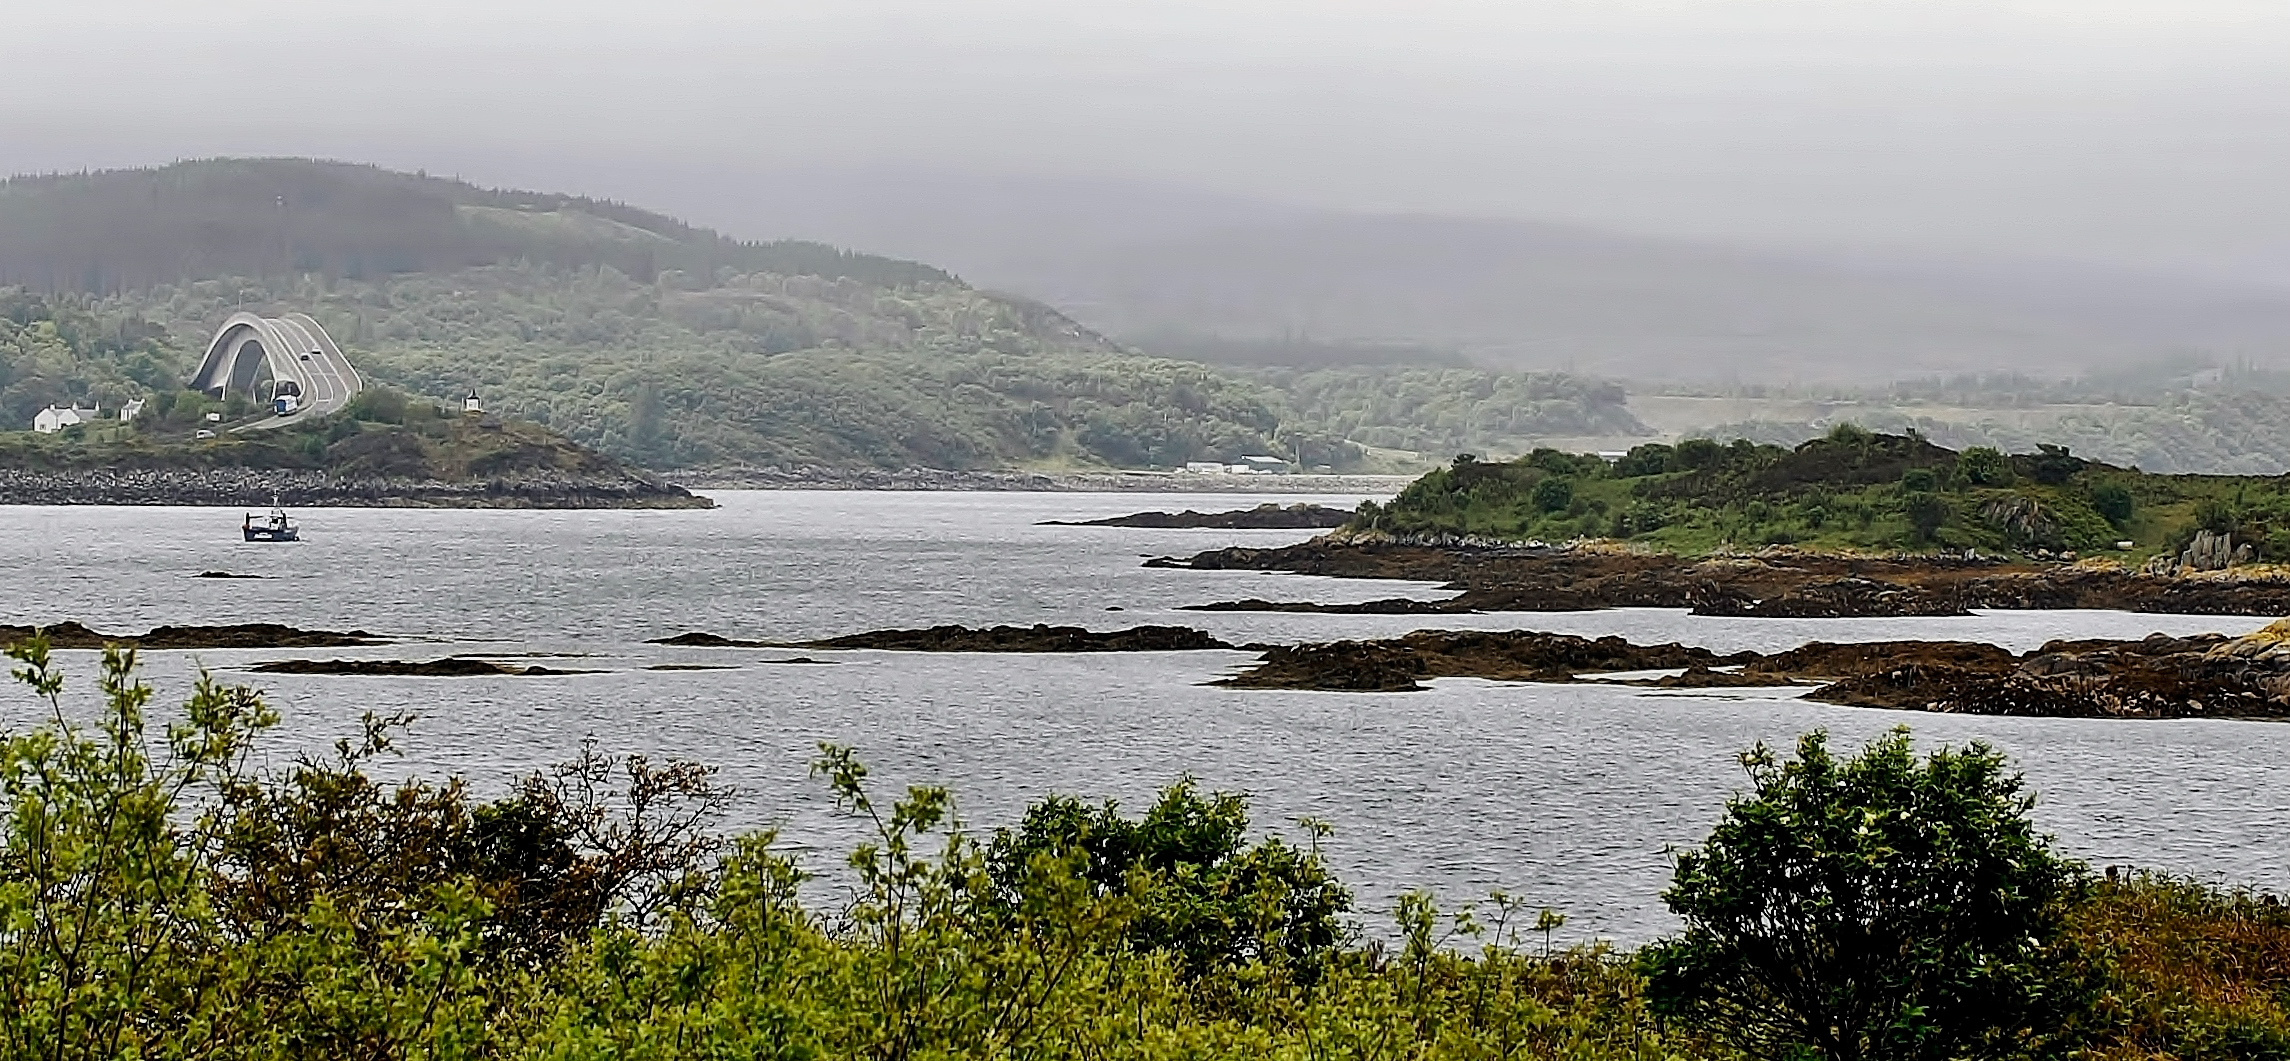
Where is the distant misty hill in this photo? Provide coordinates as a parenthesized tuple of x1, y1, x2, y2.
(705, 168, 2290, 384)
(0, 159, 1649, 471)
(0, 158, 950, 294)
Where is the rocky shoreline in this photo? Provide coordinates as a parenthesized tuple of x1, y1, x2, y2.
(1040, 503, 1355, 529)
(250, 657, 598, 677)
(1212, 621, 2290, 719)
(654, 623, 1239, 652)
(1161, 540, 2290, 617)
(0, 622, 386, 649)
(0, 467, 711, 508)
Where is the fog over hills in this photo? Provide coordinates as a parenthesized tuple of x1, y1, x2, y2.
(704, 167, 2290, 384)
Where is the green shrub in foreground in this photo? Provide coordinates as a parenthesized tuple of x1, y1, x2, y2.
(1643, 729, 2094, 1061)
(0, 640, 1667, 1060)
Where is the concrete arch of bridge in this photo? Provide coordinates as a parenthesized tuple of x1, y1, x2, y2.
(188, 312, 364, 427)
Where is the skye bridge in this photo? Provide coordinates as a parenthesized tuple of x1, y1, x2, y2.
(188, 312, 363, 428)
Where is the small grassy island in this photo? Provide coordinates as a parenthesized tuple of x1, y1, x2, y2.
(0, 387, 707, 507)
(1353, 425, 2273, 565)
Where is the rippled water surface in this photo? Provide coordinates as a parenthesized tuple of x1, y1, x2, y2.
(2, 490, 2285, 941)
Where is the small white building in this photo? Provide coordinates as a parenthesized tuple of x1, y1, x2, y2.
(1236, 455, 1292, 474)
(32, 404, 98, 434)
(118, 398, 147, 423)
(1182, 461, 1228, 475)
(462, 388, 484, 414)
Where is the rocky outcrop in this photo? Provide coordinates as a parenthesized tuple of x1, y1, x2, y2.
(1166, 540, 2290, 617)
(0, 467, 709, 508)
(250, 657, 597, 676)
(2180, 530, 2256, 572)
(1209, 620, 2290, 720)
(0, 622, 386, 649)
(1041, 503, 1354, 529)
(1214, 630, 1754, 691)
(1690, 577, 1970, 618)
(657, 624, 1239, 652)
(804, 624, 1236, 652)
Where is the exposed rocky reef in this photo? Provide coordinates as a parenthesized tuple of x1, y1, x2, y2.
(1, 622, 386, 650)
(1166, 540, 2290, 618)
(804, 624, 1236, 652)
(1215, 631, 1755, 692)
(648, 632, 777, 648)
(1209, 620, 2290, 720)
(1041, 503, 1354, 529)
(655, 624, 1239, 652)
(250, 657, 597, 676)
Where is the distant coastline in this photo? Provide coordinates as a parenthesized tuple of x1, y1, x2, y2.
(0, 466, 710, 508)
(675, 466, 1413, 493)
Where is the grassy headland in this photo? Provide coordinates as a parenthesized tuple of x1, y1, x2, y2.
(1355, 425, 2290, 563)
(0, 386, 704, 507)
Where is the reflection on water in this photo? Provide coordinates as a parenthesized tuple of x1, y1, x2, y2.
(0, 491, 2282, 941)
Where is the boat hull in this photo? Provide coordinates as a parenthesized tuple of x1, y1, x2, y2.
(243, 528, 299, 542)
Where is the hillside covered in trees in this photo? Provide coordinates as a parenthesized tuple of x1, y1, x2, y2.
(0, 159, 1649, 471)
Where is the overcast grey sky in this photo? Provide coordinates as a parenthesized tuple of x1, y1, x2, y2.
(5, 0, 2287, 280)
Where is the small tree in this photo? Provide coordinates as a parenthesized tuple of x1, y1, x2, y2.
(1642, 729, 2088, 1061)
(1904, 493, 1948, 543)
(1531, 476, 1575, 514)
(1957, 446, 2010, 486)
(984, 778, 1352, 978)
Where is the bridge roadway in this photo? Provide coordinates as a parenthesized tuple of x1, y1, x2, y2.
(187, 312, 364, 430)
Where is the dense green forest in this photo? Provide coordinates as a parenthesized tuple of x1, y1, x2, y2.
(5, 643, 2286, 1058)
(1359, 426, 2290, 560)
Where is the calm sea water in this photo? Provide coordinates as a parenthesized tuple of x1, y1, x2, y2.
(2, 490, 2284, 942)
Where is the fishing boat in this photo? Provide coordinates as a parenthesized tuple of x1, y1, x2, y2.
(242, 501, 299, 542)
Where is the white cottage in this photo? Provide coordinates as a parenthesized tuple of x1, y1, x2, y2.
(32, 404, 97, 434)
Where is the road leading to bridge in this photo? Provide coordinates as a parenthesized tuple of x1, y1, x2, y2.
(187, 312, 364, 430)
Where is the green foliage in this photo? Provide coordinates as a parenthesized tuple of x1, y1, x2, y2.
(0, 289, 176, 426)
(1642, 729, 2090, 1061)
(2090, 482, 2135, 525)
(1531, 475, 1576, 513)
(1904, 492, 1949, 542)
(1959, 445, 2012, 485)
(0, 648, 1669, 1060)
(984, 779, 1353, 978)
(1357, 428, 2290, 559)
(8, 648, 2290, 1058)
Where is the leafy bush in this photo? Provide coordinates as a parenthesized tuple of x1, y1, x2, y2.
(984, 778, 1352, 978)
(1642, 729, 2089, 1061)
(2090, 482, 2135, 525)
(1531, 475, 1575, 513)
(1959, 445, 2011, 485)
